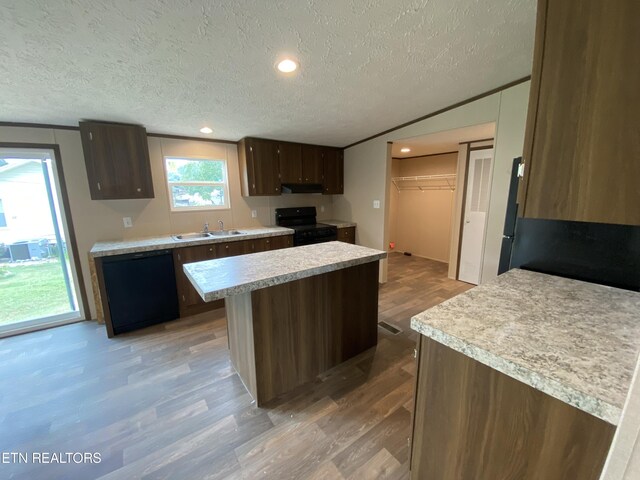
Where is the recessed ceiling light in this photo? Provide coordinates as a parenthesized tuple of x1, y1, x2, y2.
(400, 147, 411, 153)
(200, 127, 213, 134)
(276, 58, 299, 74)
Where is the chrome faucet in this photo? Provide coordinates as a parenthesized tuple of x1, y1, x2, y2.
(203, 222, 209, 233)
(218, 220, 224, 231)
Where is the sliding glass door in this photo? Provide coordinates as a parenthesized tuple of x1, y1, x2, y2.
(0, 147, 82, 335)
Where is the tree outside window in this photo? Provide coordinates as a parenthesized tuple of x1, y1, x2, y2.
(164, 157, 230, 211)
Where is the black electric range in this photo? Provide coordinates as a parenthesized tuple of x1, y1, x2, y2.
(275, 207, 338, 246)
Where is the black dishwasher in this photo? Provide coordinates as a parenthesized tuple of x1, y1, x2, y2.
(102, 249, 179, 335)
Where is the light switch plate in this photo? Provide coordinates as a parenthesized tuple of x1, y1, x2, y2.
(373, 200, 380, 209)
(320, 205, 325, 213)
(123, 217, 133, 228)
(251, 210, 257, 218)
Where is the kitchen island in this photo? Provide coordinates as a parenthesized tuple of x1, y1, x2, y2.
(184, 241, 386, 405)
(409, 269, 640, 480)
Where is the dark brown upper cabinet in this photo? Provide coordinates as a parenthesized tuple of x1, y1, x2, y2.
(238, 138, 281, 196)
(238, 137, 344, 196)
(278, 142, 303, 183)
(79, 121, 154, 200)
(323, 147, 344, 195)
(519, 0, 640, 225)
(300, 145, 324, 184)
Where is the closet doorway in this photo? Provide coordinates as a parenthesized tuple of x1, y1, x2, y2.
(386, 123, 495, 284)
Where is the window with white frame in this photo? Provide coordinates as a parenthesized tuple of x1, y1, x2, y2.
(164, 157, 230, 211)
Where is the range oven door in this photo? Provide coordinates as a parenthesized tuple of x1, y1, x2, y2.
(294, 229, 338, 246)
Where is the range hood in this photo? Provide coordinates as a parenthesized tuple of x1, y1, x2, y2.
(281, 183, 324, 194)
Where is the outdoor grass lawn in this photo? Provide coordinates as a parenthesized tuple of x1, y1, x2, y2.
(0, 260, 73, 325)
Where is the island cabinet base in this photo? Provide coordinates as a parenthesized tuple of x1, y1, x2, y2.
(410, 337, 616, 480)
(225, 260, 380, 405)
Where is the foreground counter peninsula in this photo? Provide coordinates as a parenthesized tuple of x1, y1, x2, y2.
(409, 269, 640, 480)
(184, 241, 387, 405)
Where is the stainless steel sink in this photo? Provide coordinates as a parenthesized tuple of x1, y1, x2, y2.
(209, 230, 244, 237)
(171, 232, 211, 240)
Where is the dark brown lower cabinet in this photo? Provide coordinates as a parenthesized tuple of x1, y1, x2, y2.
(173, 235, 294, 318)
(173, 244, 221, 316)
(337, 226, 355, 244)
(410, 336, 615, 480)
(264, 234, 293, 250)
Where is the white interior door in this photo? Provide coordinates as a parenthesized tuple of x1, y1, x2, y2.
(458, 148, 493, 284)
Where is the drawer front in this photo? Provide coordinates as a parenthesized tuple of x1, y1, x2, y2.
(338, 227, 355, 244)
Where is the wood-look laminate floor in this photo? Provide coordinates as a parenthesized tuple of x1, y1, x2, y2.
(0, 253, 471, 480)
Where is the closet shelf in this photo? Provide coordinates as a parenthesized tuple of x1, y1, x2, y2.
(391, 174, 456, 192)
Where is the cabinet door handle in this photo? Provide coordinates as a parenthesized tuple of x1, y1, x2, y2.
(97, 182, 101, 191)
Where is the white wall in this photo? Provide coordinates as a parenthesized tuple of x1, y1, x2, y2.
(0, 126, 336, 319)
(481, 83, 530, 283)
(334, 81, 531, 283)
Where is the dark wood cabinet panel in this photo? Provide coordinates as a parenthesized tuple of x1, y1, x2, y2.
(79, 121, 154, 200)
(250, 260, 379, 404)
(238, 138, 281, 196)
(216, 239, 252, 258)
(239, 137, 343, 195)
(410, 336, 615, 479)
(266, 234, 293, 250)
(520, 0, 640, 225)
(173, 244, 217, 314)
(323, 148, 344, 194)
(337, 226, 355, 244)
(301, 145, 324, 184)
(278, 142, 303, 184)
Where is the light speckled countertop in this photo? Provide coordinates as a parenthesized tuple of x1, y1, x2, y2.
(184, 241, 385, 302)
(322, 219, 357, 228)
(90, 227, 294, 257)
(411, 269, 640, 425)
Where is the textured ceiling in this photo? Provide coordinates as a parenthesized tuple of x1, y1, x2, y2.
(0, 0, 536, 147)
(392, 122, 496, 157)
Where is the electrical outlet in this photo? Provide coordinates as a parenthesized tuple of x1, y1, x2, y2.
(320, 205, 325, 213)
(123, 217, 133, 228)
(251, 210, 257, 218)
(373, 200, 380, 209)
